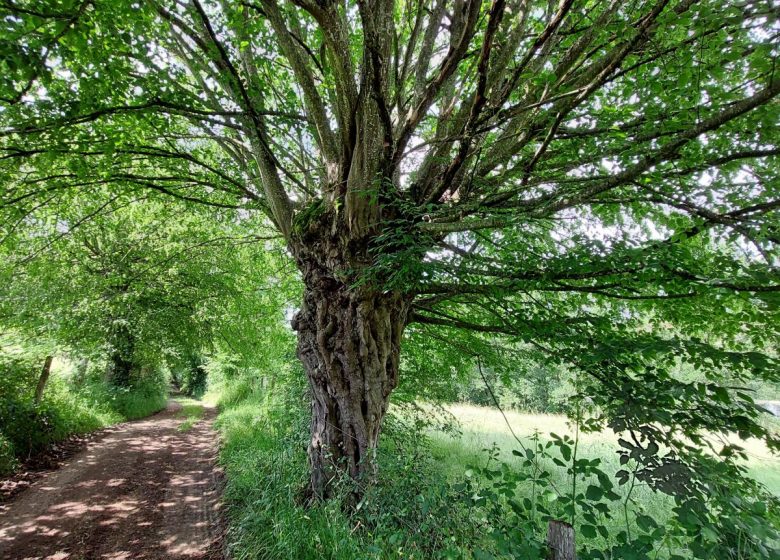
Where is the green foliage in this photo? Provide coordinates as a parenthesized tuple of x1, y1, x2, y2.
(102, 372, 169, 420)
(0, 433, 17, 476)
(0, 194, 295, 474)
(453, 361, 574, 414)
(292, 198, 328, 239)
(173, 354, 209, 399)
(1, 0, 779, 552)
(452, 418, 780, 559)
(0, 198, 273, 373)
(402, 315, 780, 552)
(213, 358, 479, 559)
(215, 367, 780, 559)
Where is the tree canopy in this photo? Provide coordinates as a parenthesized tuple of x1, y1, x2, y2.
(0, 194, 292, 381)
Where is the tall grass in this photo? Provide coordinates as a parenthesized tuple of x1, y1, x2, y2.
(215, 390, 362, 559)
(214, 379, 485, 559)
(83, 376, 169, 421)
(214, 382, 780, 559)
(430, 403, 780, 495)
(0, 359, 168, 474)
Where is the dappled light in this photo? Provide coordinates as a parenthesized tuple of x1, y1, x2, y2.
(1, 0, 779, 557)
(0, 402, 222, 559)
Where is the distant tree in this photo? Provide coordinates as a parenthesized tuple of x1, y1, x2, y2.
(0, 197, 281, 386)
(1, 0, 778, 505)
(33, 354, 53, 404)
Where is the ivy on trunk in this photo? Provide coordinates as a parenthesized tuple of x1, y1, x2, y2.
(291, 207, 412, 497)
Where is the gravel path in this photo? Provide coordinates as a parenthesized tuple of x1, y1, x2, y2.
(0, 401, 223, 560)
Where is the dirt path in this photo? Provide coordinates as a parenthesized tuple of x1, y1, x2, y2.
(0, 401, 223, 560)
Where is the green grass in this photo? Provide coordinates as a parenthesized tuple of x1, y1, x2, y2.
(427, 403, 780, 555)
(213, 390, 461, 559)
(110, 386, 168, 421)
(429, 403, 780, 495)
(215, 394, 360, 559)
(214, 391, 780, 559)
(175, 397, 205, 431)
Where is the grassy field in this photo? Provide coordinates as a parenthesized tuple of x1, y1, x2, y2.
(429, 404, 780, 556)
(429, 403, 780, 495)
(214, 389, 780, 559)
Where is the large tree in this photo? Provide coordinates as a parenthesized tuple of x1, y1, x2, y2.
(1, 0, 778, 499)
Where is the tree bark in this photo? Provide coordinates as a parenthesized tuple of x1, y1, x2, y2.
(34, 355, 53, 404)
(107, 323, 136, 387)
(292, 276, 410, 500)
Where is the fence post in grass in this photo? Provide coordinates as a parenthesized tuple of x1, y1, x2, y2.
(547, 519, 575, 560)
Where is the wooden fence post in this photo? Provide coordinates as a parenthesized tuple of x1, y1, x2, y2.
(547, 519, 575, 560)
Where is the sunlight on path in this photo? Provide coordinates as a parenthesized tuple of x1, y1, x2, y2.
(0, 399, 223, 560)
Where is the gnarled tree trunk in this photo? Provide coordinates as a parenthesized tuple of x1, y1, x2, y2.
(291, 232, 411, 500)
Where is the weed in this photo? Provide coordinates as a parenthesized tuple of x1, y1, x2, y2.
(176, 398, 205, 431)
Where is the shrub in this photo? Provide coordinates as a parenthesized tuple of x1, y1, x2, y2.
(0, 433, 18, 475)
(0, 355, 59, 458)
(0, 396, 58, 457)
(111, 371, 169, 419)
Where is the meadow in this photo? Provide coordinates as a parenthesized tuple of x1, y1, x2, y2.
(431, 403, 780, 496)
(214, 382, 780, 560)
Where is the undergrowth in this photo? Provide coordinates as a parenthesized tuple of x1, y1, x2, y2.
(213, 372, 500, 559)
(213, 369, 780, 560)
(0, 355, 168, 474)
